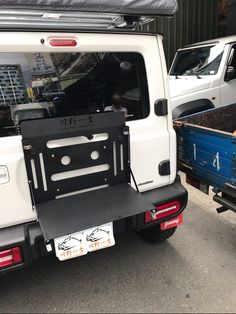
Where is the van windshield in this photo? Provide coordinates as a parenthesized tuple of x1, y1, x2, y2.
(0, 52, 149, 137)
(170, 44, 224, 76)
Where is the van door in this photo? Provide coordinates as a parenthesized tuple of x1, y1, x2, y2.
(220, 43, 236, 106)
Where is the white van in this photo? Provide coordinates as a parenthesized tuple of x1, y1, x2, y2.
(169, 35, 236, 119)
(0, 0, 187, 274)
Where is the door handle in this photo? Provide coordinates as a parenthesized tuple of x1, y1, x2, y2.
(0, 166, 9, 184)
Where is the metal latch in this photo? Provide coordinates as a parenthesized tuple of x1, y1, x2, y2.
(23, 144, 33, 151)
(0, 166, 9, 184)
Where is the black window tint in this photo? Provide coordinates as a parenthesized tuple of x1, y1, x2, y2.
(0, 52, 149, 137)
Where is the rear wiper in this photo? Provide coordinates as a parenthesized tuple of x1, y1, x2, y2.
(191, 69, 202, 79)
(194, 73, 202, 79)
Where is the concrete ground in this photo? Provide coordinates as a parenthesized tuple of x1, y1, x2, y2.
(0, 174, 235, 313)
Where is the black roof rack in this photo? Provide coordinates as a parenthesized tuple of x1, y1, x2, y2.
(0, 10, 154, 30)
(0, 1, 178, 30)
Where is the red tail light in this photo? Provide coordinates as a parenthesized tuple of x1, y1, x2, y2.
(0, 247, 22, 268)
(49, 39, 77, 47)
(145, 201, 180, 223)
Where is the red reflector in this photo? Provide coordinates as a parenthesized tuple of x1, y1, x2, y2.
(145, 201, 180, 223)
(160, 214, 183, 230)
(49, 39, 77, 47)
(0, 247, 22, 268)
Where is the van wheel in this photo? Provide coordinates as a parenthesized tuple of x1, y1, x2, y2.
(138, 225, 177, 243)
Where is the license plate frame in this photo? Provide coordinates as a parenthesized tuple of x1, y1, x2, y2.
(54, 222, 115, 261)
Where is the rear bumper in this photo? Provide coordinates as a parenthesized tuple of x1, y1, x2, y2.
(0, 223, 49, 275)
(0, 176, 187, 274)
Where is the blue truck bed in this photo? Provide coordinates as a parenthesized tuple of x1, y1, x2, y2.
(174, 103, 236, 213)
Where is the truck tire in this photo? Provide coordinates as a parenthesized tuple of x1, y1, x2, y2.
(138, 225, 177, 243)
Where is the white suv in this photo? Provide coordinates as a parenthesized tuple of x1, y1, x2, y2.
(0, 1, 187, 274)
(169, 35, 236, 119)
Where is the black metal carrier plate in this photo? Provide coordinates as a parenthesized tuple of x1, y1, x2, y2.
(37, 183, 155, 241)
(21, 112, 130, 203)
(21, 112, 155, 241)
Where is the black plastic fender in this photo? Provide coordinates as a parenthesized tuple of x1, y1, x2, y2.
(172, 99, 215, 120)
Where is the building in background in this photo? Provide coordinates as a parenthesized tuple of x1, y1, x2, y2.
(226, 0, 236, 35)
(0, 64, 27, 106)
(141, 0, 226, 69)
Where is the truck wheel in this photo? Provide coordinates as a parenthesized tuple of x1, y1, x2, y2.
(138, 225, 177, 243)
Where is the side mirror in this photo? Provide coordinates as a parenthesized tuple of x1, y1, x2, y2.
(225, 66, 236, 82)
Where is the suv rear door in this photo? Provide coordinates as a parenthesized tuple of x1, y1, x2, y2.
(0, 32, 172, 231)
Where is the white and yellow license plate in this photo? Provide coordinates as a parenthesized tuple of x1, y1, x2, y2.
(54, 222, 115, 261)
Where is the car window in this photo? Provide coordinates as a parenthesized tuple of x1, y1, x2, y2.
(170, 44, 224, 76)
(0, 52, 150, 137)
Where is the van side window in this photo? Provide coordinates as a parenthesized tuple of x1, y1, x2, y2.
(0, 52, 150, 137)
(230, 44, 236, 67)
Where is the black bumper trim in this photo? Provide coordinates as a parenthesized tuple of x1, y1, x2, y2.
(0, 176, 187, 274)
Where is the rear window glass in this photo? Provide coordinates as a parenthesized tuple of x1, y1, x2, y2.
(0, 52, 149, 137)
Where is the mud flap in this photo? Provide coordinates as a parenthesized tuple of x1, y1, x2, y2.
(21, 112, 155, 241)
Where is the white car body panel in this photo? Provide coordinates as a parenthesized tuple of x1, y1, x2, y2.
(0, 136, 36, 228)
(0, 32, 174, 228)
(169, 36, 236, 111)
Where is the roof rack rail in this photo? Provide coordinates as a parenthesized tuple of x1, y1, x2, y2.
(0, 10, 154, 30)
(0, 1, 178, 31)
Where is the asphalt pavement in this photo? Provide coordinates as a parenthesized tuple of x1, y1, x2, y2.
(0, 174, 235, 313)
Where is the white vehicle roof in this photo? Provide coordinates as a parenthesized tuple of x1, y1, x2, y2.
(180, 35, 236, 50)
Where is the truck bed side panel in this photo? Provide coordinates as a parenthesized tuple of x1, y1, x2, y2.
(175, 104, 236, 196)
(177, 125, 236, 190)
